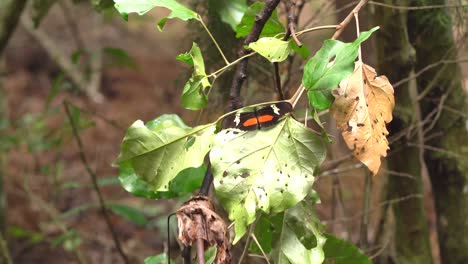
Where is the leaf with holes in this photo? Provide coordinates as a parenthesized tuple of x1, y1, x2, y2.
(113, 0, 199, 30)
(330, 63, 394, 175)
(249, 37, 291, 63)
(302, 27, 378, 110)
(210, 117, 326, 243)
(235, 2, 284, 38)
(114, 114, 215, 193)
(181, 43, 211, 110)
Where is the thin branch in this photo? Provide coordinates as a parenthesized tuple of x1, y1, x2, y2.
(195, 214, 205, 264)
(359, 170, 372, 248)
(63, 101, 129, 264)
(273, 63, 284, 100)
(393, 58, 468, 89)
(250, 233, 271, 264)
(368, 1, 468, 10)
(0, 233, 12, 264)
(332, 0, 370, 40)
(323, 193, 423, 224)
(20, 15, 104, 102)
(354, 12, 362, 62)
(294, 25, 338, 37)
(198, 16, 229, 65)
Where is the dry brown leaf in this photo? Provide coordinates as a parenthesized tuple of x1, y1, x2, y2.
(176, 196, 231, 264)
(330, 63, 395, 175)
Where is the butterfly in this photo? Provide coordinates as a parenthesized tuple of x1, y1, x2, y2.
(221, 101, 293, 131)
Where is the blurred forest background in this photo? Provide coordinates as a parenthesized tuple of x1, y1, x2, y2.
(0, 0, 467, 264)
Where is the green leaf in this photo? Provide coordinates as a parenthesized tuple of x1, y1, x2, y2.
(205, 246, 217, 264)
(109, 204, 148, 226)
(249, 213, 283, 254)
(103, 47, 136, 69)
(274, 199, 326, 264)
(249, 37, 291, 63)
(181, 43, 211, 110)
(113, 0, 199, 30)
(210, 116, 326, 243)
(32, 0, 58, 27)
(209, 0, 247, 30)
(302, 27, 379, 110)
(176, 53, 194, 66)
(322, 234, 371, 264)
(235, 2, 284, 38)
(145, 253, 173, 264)
(114, 115, 215, 193)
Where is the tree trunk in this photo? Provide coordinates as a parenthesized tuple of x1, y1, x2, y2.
(374, 1, 434, 263)
(407, 1, 468, 263)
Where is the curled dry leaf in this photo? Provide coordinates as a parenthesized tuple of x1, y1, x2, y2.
(330, 63, 395, 175)
(176, 196, 231, 264)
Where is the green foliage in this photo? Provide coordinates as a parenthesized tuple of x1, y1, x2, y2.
(249, 37, 291, 63)
(205, 246, 217, 264)
(179, 43, 211, 110)
(302, 27, 378, 110)
(108, 204, 148, 226)
(209, 0, 247, 31)
(235, 2, 284, 38)
(210, 116, 326, 243)
(322, 234, 372, 264)
(112, 0, 199, 30)
(114, 114, 215, 193)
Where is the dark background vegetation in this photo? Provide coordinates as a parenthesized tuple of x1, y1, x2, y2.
(1, 0, 467, 263)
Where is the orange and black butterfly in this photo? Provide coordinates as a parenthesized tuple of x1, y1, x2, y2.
(221, 101, 293, 131)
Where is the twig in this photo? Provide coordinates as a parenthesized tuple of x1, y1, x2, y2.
(237, 219, 257, 264)
(20, 14, 104, 102)
(359, 170, 372, 248)
(58, 0, 86, 52)
(198, 16, 229, 65)
(368, 1, 468, 10)
(393, 58, 468, 89)
(250, 233, 271, 264)
(323, 193, 423, 224)
(332, 0, 369, 40)
(0, 233, 12, 264)
(63, 101, 129, 264)
(273, 63, 284, 100)
(195, 214, 205, 264)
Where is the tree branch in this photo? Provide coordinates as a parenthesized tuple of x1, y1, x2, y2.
(63, 101, 129, 264)
(227, 0, 281, 112)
